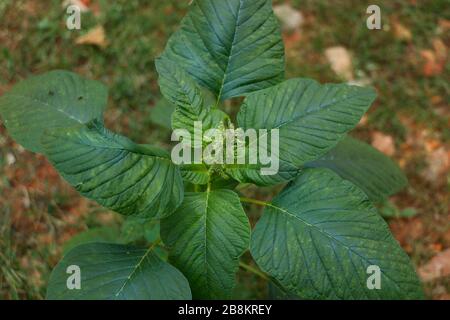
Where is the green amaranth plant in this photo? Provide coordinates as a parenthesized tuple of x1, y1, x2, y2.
(0, 0, 423, 300)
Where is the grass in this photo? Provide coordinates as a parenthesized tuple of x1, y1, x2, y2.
(0, 0, 448, 299)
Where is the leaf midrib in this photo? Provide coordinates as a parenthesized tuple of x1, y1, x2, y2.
(113, 243, 159, 299)
(244, 90, 369, 131)
(215, 0, 243, 103)
(50, 130, 172, 163)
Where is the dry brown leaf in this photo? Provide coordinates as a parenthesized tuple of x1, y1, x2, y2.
(438, 19, 450, 32)
(392, 20, 412, 41)
(75, 25, 108, 48)
(418, 249, 450, 282)
(421, 50, 439, 77)
(443, 227, 450, 245)
(420, 38, 448, 77)
(63, 0, 90, 12)
(325, 46, 354, 81)
(283, 30, 302, 49)
(432, 38, 447, 61)
(390, 217, 425, 246)
(357, 114, 368, 127)
(96, 212, 117, 224)
(422, 146, 450, 184)
(424, 138, 442, 152)
(429, 243, 444, 253)
(436, 293, 450, 300)
(430, 95, 443, 105)
(273, 4, 304, 32)
(23, 1, 45, 16)
(371, 131, 396, 156)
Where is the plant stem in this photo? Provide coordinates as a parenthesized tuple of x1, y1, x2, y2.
(150, 238, 162, 250)
(239, 197, 269, 207)
(239, 261, 269, 281)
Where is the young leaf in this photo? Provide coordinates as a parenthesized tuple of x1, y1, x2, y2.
(160, 0, 285, 101)
(156, 57, 227, 133)
(156, 57, 204, 120)
(209, 175, 240, 191)
(226, 161, 300, 186)
(238, 78, 376, 167)
(161, 190, 250, 299)
(0, 70, 108, 153)
(251, 168, 424, 299)
(172, 108, 227, 135)
(47, 243, 191, 300)
(306, 136, 408, 202)
(181, 164, 210, 185)
(41, 121, 184, 219)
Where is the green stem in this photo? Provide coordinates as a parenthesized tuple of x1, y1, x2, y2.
(239, 261, 269, 281)
(239, 197, 269, 207)
(150, 238, 162, 250)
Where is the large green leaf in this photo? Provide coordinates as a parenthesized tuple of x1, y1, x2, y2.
(238, 78, 376, 167)
(149, 98, 175, 130)
(47, 243, 191, 300)
(251, 168, 423, 299)
(306, 137, 408, 202)
(0, 70, 107, 153)
(41, 121, 183, 219)
(227, 78, 376, 186)
(160, 0, 285, 101)
(161, 190, 250, 299)
(226, 161, 299, 186)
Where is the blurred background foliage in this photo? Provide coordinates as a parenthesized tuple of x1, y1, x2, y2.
(0, 0, 448, 299)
